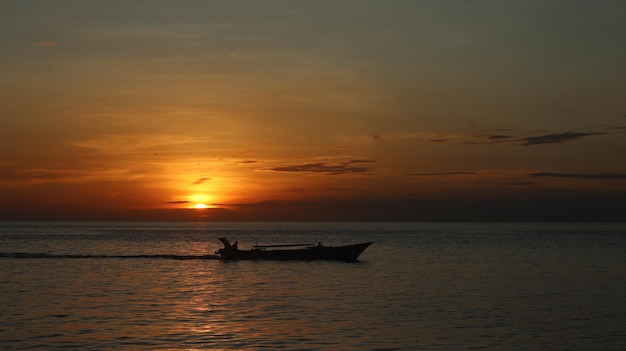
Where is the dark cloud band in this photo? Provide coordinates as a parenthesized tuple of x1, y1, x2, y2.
(528, 172, 626, 180)
(266, 160, 375, 175)
(520, 132, 605, 146)
(410, 172, 476, 176)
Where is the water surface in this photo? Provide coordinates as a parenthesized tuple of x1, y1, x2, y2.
(1, 222, 625, 350)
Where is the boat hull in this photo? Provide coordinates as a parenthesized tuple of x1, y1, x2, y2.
(217, 241, 373, 261)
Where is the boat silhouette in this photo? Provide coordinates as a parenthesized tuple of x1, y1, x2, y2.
(216, 237, 373, 261)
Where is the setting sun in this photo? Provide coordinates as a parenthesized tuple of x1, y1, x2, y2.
(194, 204, 209, 209)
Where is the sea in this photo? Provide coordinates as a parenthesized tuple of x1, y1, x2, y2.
(1, 222, 625, 350)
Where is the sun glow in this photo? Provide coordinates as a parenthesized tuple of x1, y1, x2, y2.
(187, 194, 214, 209)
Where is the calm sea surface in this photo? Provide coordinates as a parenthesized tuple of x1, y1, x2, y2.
(1, 222, 625, 350)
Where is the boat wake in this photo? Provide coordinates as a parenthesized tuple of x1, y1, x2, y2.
(0, 252, 221, 260)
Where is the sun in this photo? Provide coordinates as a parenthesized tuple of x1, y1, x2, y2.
(188, 194, 213, 209)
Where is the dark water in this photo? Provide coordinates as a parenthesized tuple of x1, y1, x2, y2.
(1, 222, 625, 350)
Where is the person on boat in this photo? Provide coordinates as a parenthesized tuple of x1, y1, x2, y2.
(232, 241, 238, 250)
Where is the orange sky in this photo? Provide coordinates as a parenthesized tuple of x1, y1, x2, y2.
(1, 1, 625, 221)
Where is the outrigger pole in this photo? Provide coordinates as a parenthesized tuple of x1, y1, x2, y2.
(254, 243, 313, 248)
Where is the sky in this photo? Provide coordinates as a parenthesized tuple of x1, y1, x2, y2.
(1, 0, 625, 221)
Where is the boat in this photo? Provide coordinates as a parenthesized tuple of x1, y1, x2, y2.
(216, 237, 373, 261)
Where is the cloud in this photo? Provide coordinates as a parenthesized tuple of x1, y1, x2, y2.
(191, 177, 210, 185)
(500, 182, 538, 186)
(347, 159, 377, 164)
(410, 171, 476, 176)
(0, 167, 133, 186)
(428, 129, 515, 145)
(486, 135, 513, 140)
(167, 200, 191, 204)
(519, 132, 605, 146)
(265, 160, 375, 175)
(429, 128, 613, 147)
(211, 200, 279, 207)
(34, 41, 58, 47)
(461, 134, 515, 145)
(528, 172, 626, 180)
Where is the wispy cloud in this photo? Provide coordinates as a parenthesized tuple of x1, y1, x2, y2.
(500, 181, 538, 186)
(461, 134, 515, 145)
(409, 171, 476, 176)
(167, 200, 191, 204)
(191, 177, 210, 185)
(519, 132, 605, 146)
(211, 200, 279, 208)
(528, 172, 626, 180)
(428, 128, 612, 147)
(429, 130, 515, 145)
(346, 159, 377, 164)
(486, 135, 514, 141)
(265, 160, 375, 175)
(607, 126, 626, 131)
(0, 167, 133, 185)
